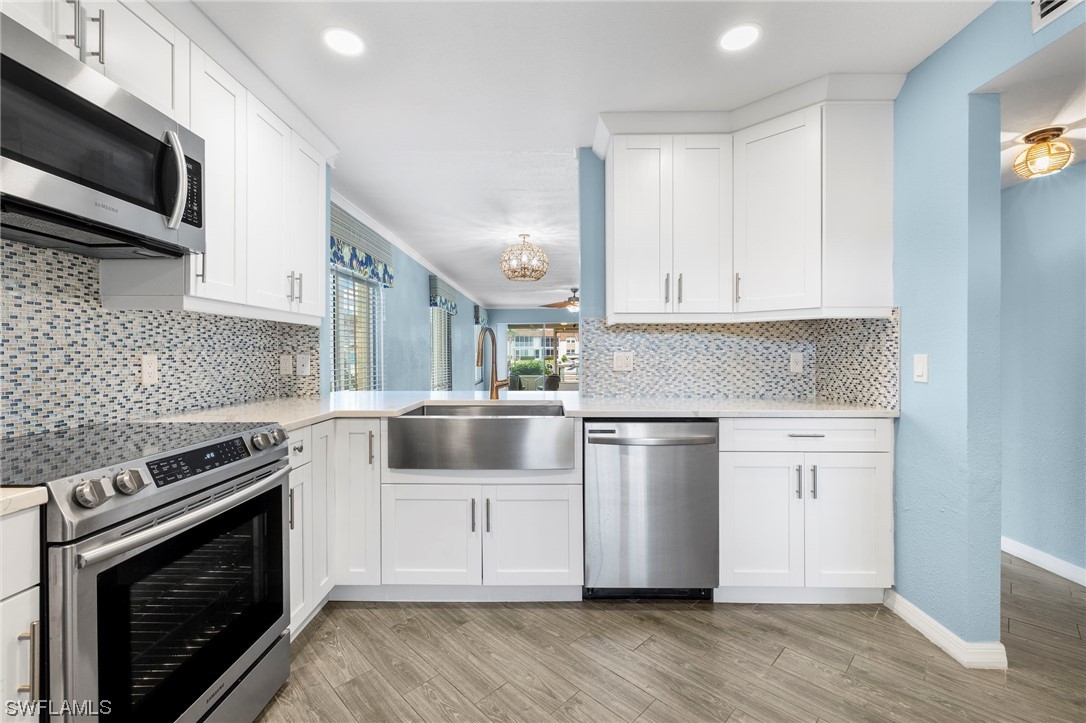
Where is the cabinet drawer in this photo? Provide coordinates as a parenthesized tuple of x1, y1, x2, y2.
(719, 418, 893, 453)
(288, 426, 312, 468)
(1, 508, 40, 599)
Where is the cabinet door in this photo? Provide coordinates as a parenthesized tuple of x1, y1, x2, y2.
(381, 485, 481, 585)
(720, 452, 805, 587)
(0, 587, 39, 721)
(611, 135, 674, 313)
(310, 422, 335, 599)
(245, 95, 292, 312)
(2, 1, 72, 57)
(334, 420, 381, 586)
(288, 463, 311, 634)
(804, 452, 892, 588)
(673, 134, 732, 313)
(733, 106, 822, 313)
(288, 132, 326, 317)
(482, 485, 583, 586)
(187, 46, 246, 303)
(81, 0, 190, 122)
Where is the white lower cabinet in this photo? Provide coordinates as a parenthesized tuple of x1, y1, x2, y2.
(382, 484, 583, 586)
(720, 444, 893, 589)
(310, 421, 335, 599)
(334, 420, 382, 585)
(288, 460, 311, 634)
(0, 588, 40, 721)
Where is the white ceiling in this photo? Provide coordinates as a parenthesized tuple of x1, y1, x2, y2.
(977, 26, 1086, 189)
(195, 1, 990, 308)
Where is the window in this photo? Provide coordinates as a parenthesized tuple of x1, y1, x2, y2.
(430, 307, 452, 391)
(330, 270, 383, 392)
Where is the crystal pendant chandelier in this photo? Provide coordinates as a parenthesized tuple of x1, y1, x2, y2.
(499, 233, 549, 282)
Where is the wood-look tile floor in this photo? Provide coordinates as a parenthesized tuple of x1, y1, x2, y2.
(258, 555, 1085, 722)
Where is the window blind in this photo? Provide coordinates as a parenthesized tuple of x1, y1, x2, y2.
(330, 269, 383, 392)
(430, 307, 452, 391)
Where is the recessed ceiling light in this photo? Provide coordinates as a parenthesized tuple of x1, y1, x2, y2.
(719, 23, 762, 52)
(322, 27, 365, 57)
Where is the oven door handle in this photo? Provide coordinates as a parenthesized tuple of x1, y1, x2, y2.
(76, 465, 290, 569)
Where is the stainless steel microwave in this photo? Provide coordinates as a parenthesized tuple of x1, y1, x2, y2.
(0, 16, 204, 258)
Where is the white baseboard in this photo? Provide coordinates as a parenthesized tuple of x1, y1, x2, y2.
(330, 585, 583, 602)
(882, 590, 1007, 669)
(1001, 536, 1086, 586)
(714, 587, 885, 604)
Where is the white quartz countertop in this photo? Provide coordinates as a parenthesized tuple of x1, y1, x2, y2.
(1, 486, 48, 517)
(150, 391, 898, 430)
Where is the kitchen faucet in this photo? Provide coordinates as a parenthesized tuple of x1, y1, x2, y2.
(476, 326, 509, 400)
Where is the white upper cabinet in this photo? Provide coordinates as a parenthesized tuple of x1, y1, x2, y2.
(187, 46, 246, 304)
(288, 132, 327, 317)
(245, 95, 292, 313)
(609, 134, 731, 317)
(80, 0, 189, 122)
(733, 106, 822, 313)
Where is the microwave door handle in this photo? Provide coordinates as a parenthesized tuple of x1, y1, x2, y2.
(162, 130, 188, 230)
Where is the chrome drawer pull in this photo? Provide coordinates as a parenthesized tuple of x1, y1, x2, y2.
(788, 433, 826, 438)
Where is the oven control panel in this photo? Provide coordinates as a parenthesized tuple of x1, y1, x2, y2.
(147, 436, 251, 487)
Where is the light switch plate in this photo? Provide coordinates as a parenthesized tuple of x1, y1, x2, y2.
(913, 353, 929, 383)
(141, 353, 159, 386)
(296, 354, 312, 377)
(279, 354, 293, 376)
(612, 351, 634, 372)
(789, 351, 804, 374)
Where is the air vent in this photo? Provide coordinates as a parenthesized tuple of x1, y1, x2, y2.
(1032, 0, 1082, 31)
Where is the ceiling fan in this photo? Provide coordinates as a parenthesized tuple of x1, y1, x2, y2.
(540, 288, 580, 312)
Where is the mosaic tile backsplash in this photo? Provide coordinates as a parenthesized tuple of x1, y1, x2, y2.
(580, 310, 899, 408)
(1, 241, 320, 438)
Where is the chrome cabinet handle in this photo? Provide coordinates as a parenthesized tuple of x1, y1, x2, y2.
(471, 498, 476, 532)
(486, 498, 491, 532)
(795, 464, 803, 499)
(788, 433, 826, 438)
(368, 430, 374, 465)
(195, 252, 207, 283)
(664, 273, 670, 304)
(163, 130, 187, 230)
(811, 465, 818, 499)
(289, 488, 295, 530)
(735, 272, 741, 303)
(287, 272, 296, 301)
(16, 621, 39, 700)
(678, 273, 683, 304)
(64, 0, 81, 48)
(296, 273, 303, 302)
(88, 9, 104, 64)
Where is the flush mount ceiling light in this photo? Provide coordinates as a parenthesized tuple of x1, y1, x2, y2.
(499, 234, 549, 282)
(1013, 127, 1075, 179)
(322, 27, 365, 56)
(719, 23, 762, 52)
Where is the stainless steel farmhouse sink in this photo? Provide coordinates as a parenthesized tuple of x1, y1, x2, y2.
(386, 403, 574, 470)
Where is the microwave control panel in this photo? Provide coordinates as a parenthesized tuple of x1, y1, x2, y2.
(147, 436, 250, 486)
(182, 157, 202, 228)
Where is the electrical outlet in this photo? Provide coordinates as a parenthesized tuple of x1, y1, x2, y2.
(296, 354, 312, 377)
(789, 351, 804, 374)
(280, 354, 293, 375)
(141, 353, 159, 386)
(913, 354, 929, 383)
(612, 352, 634, 372)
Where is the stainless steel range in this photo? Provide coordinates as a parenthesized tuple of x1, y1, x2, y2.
(1, 422, 291, 723)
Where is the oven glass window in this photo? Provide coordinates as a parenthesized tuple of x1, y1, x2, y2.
(0, 58, 177, 215)
(96, 486, 284, 722)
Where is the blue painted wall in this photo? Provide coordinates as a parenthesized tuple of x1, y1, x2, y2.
(1001, 162, 1086, 568)
(893, 0, 1083, 642)
(579, 148, 606, 318)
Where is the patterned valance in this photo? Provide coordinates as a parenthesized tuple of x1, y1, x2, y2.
(329, 203, 395, 288)
(429, 275, 458, 315)
(474, 304, 487, 326)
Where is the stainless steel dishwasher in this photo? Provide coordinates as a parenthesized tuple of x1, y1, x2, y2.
(584, 420, 719, 596)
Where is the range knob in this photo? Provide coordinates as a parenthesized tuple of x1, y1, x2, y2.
(270, 427, 287, 445)
(251, 432, 273, 450)
(114, 469, 147, 495)
(73, 477, 116, 508)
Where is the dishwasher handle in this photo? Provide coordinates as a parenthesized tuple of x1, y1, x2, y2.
(587, 435, 717, 447)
